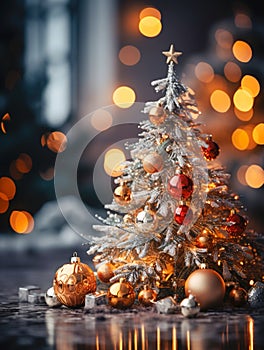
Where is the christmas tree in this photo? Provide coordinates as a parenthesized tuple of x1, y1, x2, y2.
(87, 45, 263, 310)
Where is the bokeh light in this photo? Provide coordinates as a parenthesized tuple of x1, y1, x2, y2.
(0, 193, 9, 214)
(210, 90, 231, 113)
(245, 165, 264, 189)
(252, 123, 264, 145)
(104, 148, 126, 177)
(234, 107, 253, 122)
(224, 62, 241, 82)
(242, 125, 256, 150)
(9, 210, 34, 234)
(232, 40, 252, 63)
(241, 75, 260, 97)
(91, 109, 113, 131)
(112, 86, 136, 108)
(15, 153, 32, 174)
(46, 131, 67, 153)
(231, 128, 249, 150)
(139, 7, 161, 20)
(1, 113, 11, 134)
(215, 29, 233, 49)
(9, 160, 23, 180)
(119, 45, 141, 66)
(234, 13, 252, 29)
(138, 16, 162, 37)
(40, 167, 54, 181)
(0, 177, 16, 200)
(233, 88, 254, 112)
(194, 62, 214, 83)
(237, 165, 248, 186)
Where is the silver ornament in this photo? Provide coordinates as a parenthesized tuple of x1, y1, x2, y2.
(155, 296, 178, 314)
(45, 287, 62, 308)
(248, 282, 264, 308)
(135, 206, 157, 233)
(180, 294, 200, 318)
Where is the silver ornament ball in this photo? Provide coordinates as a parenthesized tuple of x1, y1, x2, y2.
(248, 282, 264, 308)
(135, 206, 157, 233)
(180, 294, 200, 318)
(45, 286, 62, 308)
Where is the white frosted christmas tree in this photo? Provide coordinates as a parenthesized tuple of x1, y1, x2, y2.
(86, 45, 263, 310)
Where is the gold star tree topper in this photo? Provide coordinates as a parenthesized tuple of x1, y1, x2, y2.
(162, 44, 182, 64)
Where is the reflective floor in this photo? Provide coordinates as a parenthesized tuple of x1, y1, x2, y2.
(0, 249, 263, 350)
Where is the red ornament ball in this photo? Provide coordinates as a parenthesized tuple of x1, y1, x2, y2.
(174, 204, 193, 225)
(202, 139, 220, 160)
(225, 213, 247, 235)
(168, 173, 193, 199)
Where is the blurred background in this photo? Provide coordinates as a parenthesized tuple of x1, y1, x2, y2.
(0, 0, 263, 250)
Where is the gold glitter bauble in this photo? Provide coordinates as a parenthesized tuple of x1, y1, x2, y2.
(142, 152, 164, 174)
(113, 183, 131, 205)
(185, 268, 226, 310)
(53, 252, 96, 308)
(97, 262, 115, 283)
(149, 106, 166, 125)
(107, 280, 135, 309)
(138, 287, 157, 306)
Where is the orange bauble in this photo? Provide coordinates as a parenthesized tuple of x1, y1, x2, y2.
(53, 253, 96, 308)
(107, 280, 135, 309)
(113, 183, 132, 205)
(97, 262, 115, 283)
(138, 287, 157, 306)
(185, 268, 226, 310)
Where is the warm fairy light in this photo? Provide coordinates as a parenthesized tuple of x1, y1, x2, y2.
(232, 40, 252, 63)
(15, 153, 32, 174)
(0, 176, 16, 200)
(0, 193, 9, 214)
(231, 128, 249, 150)
(9, 210, 34, 234)
(233, 89, 254, 112)
(252, 123, 264, 145)
(1, 113, 11, 134)
(194, 62, 214, 83)
(104, 148, 126, 177)
(90, 109, 113, 131)
(214, 29, 233, 49)
(139, 7, 161, 20)
(234, 13, 252, 29)
(249, 280, 254, 286)
(113, 86, 136, 108)
(237, 165, 248, 186)
(241, 75, 260, 97)
(245, 164, 264, 189)
(224, 62, 241, 82)
(234, 107, 253, 121)
(210, 90, 231, 113)
(46, 131, 67, 153)
(119, 45, 141, 66)
(138, 16, 162, 37)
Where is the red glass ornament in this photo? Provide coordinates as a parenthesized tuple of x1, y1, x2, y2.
(174, 204, 193, 225)
(226, 213, 247, 234)
(202, 140, 220, 160)
(168, 174, 193, 199)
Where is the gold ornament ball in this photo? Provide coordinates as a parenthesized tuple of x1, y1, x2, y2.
(142, 152, 164, 174)
(149, 106, 166, 125)
(97, 262, 115, 283)
(185, 268, 226, 310)
(138, 287, 157, 306)
(107, 280, 135, 309)
(113, 184, 132, 205)
(229, 286, 248, 307)
(53, 253, 96, 308)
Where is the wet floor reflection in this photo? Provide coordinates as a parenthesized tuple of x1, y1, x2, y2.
(45, 308, 260, 350)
